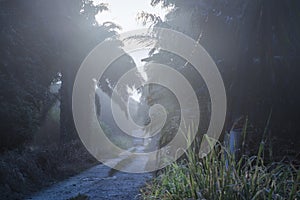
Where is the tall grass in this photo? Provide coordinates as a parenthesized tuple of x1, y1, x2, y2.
(141, 131, 300, 199)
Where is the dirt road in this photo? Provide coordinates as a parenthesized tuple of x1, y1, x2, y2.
(26, 163, 152, 200)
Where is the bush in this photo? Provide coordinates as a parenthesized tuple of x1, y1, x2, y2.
(0, 140, 98, 200)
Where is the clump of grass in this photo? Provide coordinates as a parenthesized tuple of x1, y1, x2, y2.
(141, 133, 300, 200)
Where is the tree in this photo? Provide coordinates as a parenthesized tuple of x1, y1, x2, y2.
(0, 0, 60, 150)
(142, 0, 300, 154)
(0, 0, 119, 148)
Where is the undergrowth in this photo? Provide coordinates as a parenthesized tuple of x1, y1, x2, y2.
(141, 126, 300, 200)
(0, 140, 98, 200)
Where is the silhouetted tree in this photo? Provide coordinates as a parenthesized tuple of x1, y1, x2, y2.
(142, 0, 300, 154)
(0, 0, 119, 148)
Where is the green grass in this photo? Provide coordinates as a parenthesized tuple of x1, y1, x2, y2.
(141, 134, 300, 200)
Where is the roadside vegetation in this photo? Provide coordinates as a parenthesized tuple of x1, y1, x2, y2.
(0, 140, 98, 200)
(141, 126, 300, 200)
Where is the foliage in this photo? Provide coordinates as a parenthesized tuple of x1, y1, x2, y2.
(141, 134, 300, 200)
(141, 0, 300, 152)
(0, 0, 118, 148)
(0, 0, 59, 150)
(0, 140, 97, 200)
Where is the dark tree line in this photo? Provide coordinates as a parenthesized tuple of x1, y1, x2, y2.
(0, 0, 118, 150)
(141, 0, 300, 155)
(0, 0, 299, 156)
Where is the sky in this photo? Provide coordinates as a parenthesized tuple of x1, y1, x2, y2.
(94, 0, 170, 32)
(93, 0, 171, 102)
